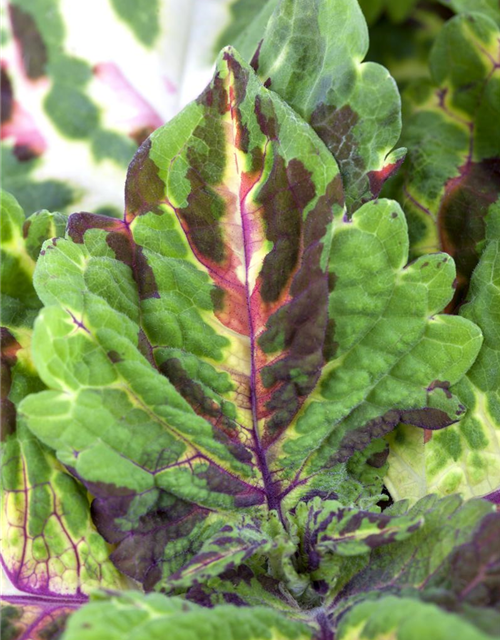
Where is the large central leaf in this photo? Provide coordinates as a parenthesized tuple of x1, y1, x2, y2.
(20, 48, 481, 589)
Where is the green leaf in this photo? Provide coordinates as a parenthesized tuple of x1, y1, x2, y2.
(394, 11, 500, 307)
(19, 49, 482, 590)
(336, 596, 491, 640)
(340, 494, 498, 606)
(59, 591, 312, 640)
(386, 202, 500, 501)
(1, 193, 124, 597)
(236, 0, 407, 211)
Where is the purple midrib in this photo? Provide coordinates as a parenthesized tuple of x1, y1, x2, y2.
(229, 98, 280, 518)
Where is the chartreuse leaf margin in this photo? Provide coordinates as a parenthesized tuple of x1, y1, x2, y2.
(386, 201, 500, 502)
(18, 43, 483, 599)
(394, 9, 500, 306)
(0, 190, 124, 601)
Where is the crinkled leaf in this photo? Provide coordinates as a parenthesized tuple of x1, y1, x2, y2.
(293, 498, 422, 559)
(336, 596, 491, 640)
(0, 596, 78, 640)
(19, 48, 482, 591)
(235, 0, 406, 211)
(394, 10, 500, 307)
(59, 590, 312, 640)
(183, 496, 499, 636)
(1, 193, 124, 597)
(386, 202, 500, 501)
(338, 494, 499, 616)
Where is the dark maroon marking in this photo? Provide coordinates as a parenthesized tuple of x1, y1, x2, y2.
(9, 5, 48, 80)
(67, 212, 126, 244)
(107, 350, 122, 364)
(159, 358, 252, 465)
(258, 176, 341, 445)
(195, 464, 263, 508)
(367, 155, 406, 200)
(13, 144, 40, 162)
(89, 480, 212, 590)
(250, 39, 264, 72)
(254, 94, 278, 140)
(22, 220, 31, 239)
(427, 380, 453, 399)
(366, 445, 390, 469)
(125, 138, 166, 221)
(135, 247, 160, 300)
(224, 52, 251, 153)
(438, 158, 500, 309)
(328, 405, 456, 467)
(181, 73, 229, 263)
(1, 66, 13, 124)
(198, 70, 229, 116)
(210, 286, 225, 312)
(484, 489, 500, 505)
(182, 165, 226, 264)
(257, 156, 313, 303)
(222, 593, 247, 606)
(67, 212, 160, 301)
(430, 512, 500, 607)
(1, 328, 22, 441)
(130, 125, 157, 147)
(310, 103, 366, 210)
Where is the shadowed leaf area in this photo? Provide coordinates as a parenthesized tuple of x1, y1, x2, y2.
(390, 9, 500, 309)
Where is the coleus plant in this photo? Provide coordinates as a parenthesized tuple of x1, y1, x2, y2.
(1, 0, 500, 639)
(1, 0, 172, 217)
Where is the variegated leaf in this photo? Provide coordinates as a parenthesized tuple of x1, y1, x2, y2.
(20, 49, 482, 591)
(233, 0, 407, 211)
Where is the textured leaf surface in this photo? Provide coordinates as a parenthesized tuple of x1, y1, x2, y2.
(19, 47, 483, 590)
(338, 495, 500, 618)
(166, 499, 424, 610)
(178, 496, 499, 637)
(234, 0, 406, 211)
(394, 10, 500, 307)
(336, 596, 491, 640)
(0, 596, 78, 640)
(1, 193, 124, 597)
(386, 202, 500, 501)
(59, 591, 312, 640)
